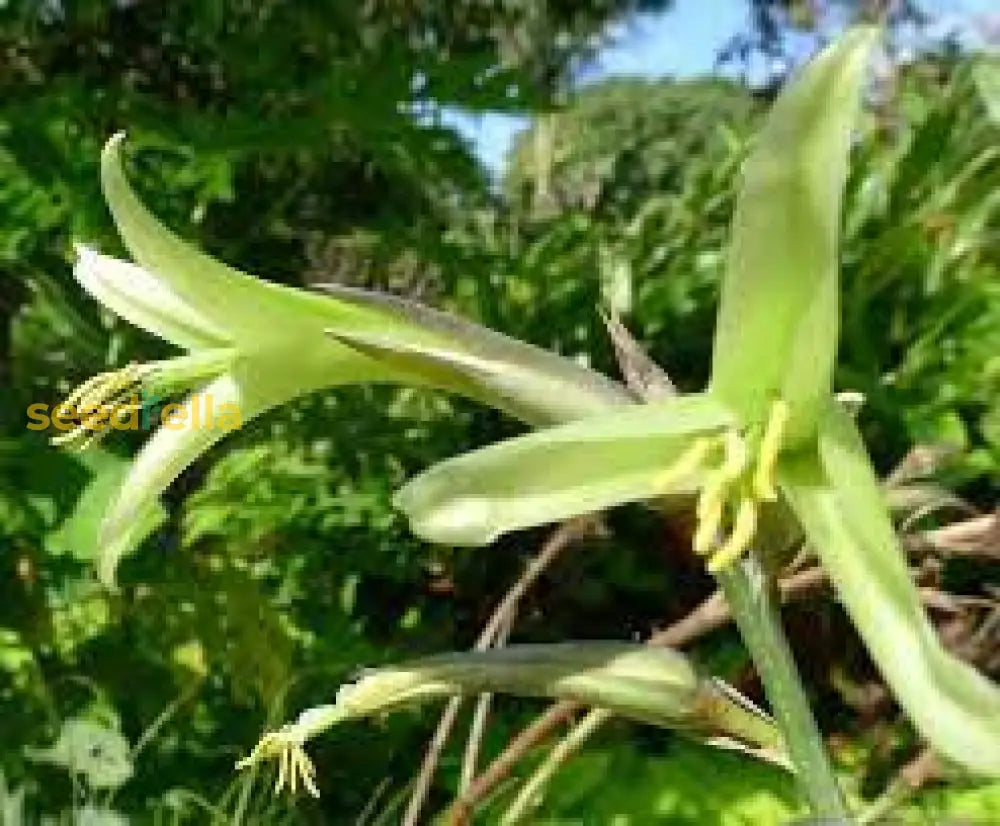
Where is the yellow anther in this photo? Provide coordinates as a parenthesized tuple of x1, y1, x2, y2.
(697, 475, 724, 522)
(720, 428, 749, 481)
(752, 399, 790, 501)
(692, 431, 745, 555)
(653, 437, 714, 493)
(237, 728, 320, 798)
(693, 484, 724, 555)
(51, 364, 147, 450)
(707, 498, 758, 573)
(59, 371, 117, 411)
(275, 744, 288, 793)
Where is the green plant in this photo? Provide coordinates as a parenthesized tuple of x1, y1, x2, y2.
(52, 25, 1000, 824)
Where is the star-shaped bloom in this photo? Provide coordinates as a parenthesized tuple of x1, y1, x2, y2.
(58, 134, 628, 585)
(390, 29, 1000, 777)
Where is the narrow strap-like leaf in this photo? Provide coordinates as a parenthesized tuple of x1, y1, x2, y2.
(780, 402, 1000, 777)
(710, 27, 879, 443)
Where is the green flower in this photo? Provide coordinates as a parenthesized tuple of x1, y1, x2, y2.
(62, 26, 1000, 788)
(237, 643, 785, 797)
(392, 28, 1000, 777)
(58, 134, 627, 586)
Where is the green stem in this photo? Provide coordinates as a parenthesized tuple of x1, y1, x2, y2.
(716, 553, 851, 823)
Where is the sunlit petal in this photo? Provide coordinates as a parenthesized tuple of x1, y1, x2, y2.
(74, 245, 230, 350)
(781, 403, 1000, 776)
(96, 373, 252, 586)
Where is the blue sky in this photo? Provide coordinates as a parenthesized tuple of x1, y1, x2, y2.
(442, 0, 999, 174)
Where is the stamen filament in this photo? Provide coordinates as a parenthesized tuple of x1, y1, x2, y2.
(653, 437, 714, 494)
(275, 745, 288, 793)
(694, 484, 724, 555)
(237, 727, 322, 798)
(689, 399, 791, 572)
(707, 498, 758, 572)
(752, 400, 789, 501)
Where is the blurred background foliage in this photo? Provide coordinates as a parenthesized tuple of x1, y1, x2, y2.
(0, 0, 998, 822)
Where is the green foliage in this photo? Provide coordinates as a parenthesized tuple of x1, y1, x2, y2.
(520, 740, 801, 825)
(1, 4, 998, 823)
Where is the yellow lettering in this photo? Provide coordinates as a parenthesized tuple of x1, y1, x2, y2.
(51, 405, 76, 432)
(161, 403, 188, 430)
(26, 403, 51, 431)
(216, 403, 242, 431)
(80, 404, 108, 431)
(111, 396, 140, 431)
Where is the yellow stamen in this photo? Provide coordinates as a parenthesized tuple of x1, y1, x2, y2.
(693, 429, 747, 555)
(275, 745, 289, 794)
(292, 749, 319, 797)
(289, 747, 299, 795)
(297, 751, 321, 798)
(237, 728, 321, 798)
(653, 437, 714, 493)
(693, 483, 724, 555)
(720, 428, 749, 481)
(707, 498, 758, 572)
(752, 399, 789, 501)
(50, 364, 147, 450)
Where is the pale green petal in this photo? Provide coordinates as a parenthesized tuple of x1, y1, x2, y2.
(394, 393, 733, 545)
(74, 246, 231, 350)
(103, 134, 627, 424)
(95, 373, 251, 586)
(277, 643, 782, 751)
(94, 347, 399, 584)
(100, 133, 276, 326)
(710, 27, 879, 442)
(319, 283, 630, 424)
(101, 134, 390, 343)
(45, 449, 165, 563)
(780, 403, 1000, 777)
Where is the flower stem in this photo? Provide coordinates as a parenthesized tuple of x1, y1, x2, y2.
(716, 552, 851, 823)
